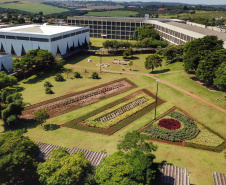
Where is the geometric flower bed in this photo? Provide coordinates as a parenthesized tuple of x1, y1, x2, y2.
(141, 106, 226, 152)
(21, 78, 137, 119)
(62, 89, 166, 135)
(158, 118, 181, 130)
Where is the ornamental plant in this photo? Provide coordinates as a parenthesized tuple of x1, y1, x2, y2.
(158, 118, 181, 130)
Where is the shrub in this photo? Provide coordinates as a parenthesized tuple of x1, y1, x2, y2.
(55, 73, 64, 81)
(91, 72, 99, 79)
(158, 118, 181, 130)
(45, 87, 53, 94)
(74, 72, 82, 78)
(44, 81, 53, 87)
(43, 124, 60, 131)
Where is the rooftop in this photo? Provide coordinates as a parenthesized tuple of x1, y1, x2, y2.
(165, 21, 226, 42)
(0, 24, 82, 35)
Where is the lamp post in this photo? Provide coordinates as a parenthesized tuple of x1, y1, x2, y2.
(99, 49, 102, 73)
(154, 80, 160, 120)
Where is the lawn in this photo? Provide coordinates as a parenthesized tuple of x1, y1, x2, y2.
(0, 1, 69, 14)
(85, 10, 138, 17)
(156, 72, 226, 109)
(0, 37, 225, 185)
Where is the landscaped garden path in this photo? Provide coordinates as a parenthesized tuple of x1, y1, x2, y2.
(66, 65, 226, 114)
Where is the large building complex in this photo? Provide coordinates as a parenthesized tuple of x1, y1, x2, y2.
(67, 15, 226, 48)
(0, 24, 90, 56)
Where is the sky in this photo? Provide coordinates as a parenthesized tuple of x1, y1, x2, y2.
(119, 0, 226, 5)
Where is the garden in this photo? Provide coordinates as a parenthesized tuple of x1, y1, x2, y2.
(21, 78, 137, 119)
(62, 89, 165, 135)
(141, 106, 226, 152)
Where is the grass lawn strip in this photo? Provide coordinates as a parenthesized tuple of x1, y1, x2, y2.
(21, 78, 137, 119)
(83, 93, 155, 129)
(62, 89, 165, 135)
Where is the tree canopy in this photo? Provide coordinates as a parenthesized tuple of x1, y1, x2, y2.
(37, 148, 90, 185)
(213, 62, 226, 91)
(145, 54, 162, 71)
(117, 130, 157, 153)
(34, 109, 50, 126)
(0, 71, 17, 89)
(183, 35, 223, 72)
(0, 129, 38, 184)
(133, 24, 160, 41)
(95, 149, 157, 185)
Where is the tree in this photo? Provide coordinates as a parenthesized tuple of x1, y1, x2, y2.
(55, 54, 65, 69)
(34, 109, 50, 126)
(91, 72, 99, 79)
(63, 68, 73, 79)
(44, 81, 53, 88)
(0, 71, 17, 89)
(195, 49, 226, 85)
(163, 45, 183, 63)
(133, 24, 160, 41)
(183, 35, 223, 72)
(95, 149, 157, 185)
(123, 48, 133, 59)
(0, 129, 38, 184)
(128, 61, 133, 70)
(37, 148, 89, 185)
(214, 62, 226, 91)
(74, 71, 82, 78)
(55, 73, 64, 81)
(145, 54, 162, 72)
(117, 131, 157, 153)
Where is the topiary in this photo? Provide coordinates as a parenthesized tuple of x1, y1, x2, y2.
(55, 73, 64, 81)
(74, 72, 82, 78)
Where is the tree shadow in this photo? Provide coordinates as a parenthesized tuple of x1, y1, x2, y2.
(190, 76, 221, 92)
(67, 54, 92, 65)
(129, 56, 139, 60)
(43, 124, 60, 131)
(150, 69, 170, 74)
(15, 86, 25, 93)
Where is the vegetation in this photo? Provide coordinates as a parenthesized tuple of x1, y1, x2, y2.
(0, 1, 69, 15)
(43, 124, 60, 131)
(85, 10, 138, 17)
(117, 131, 157, 153)
(213, 62, 226, 91)
(0, 129, 38, 184)
(74, 71, 82, 78)
(55, 73, 64, 81)
(145, 54, 163, 72)
(34, 109, 50, 126)
(133, 24, 160, 40)
(37, 149, 89, 185)
(0, 71, 17, 89)
(95, 149, 157, 185)
(45, 87, 53, 94)
(44, 81, 53, 88)
(91, 72, 99, 79)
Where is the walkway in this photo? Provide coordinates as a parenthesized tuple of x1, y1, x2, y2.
(66, 65, 226, 114)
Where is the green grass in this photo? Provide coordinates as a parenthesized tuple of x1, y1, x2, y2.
(85, 10, 138, 17)
(156, 72, 226, 109)
(0, 1, 69, 14)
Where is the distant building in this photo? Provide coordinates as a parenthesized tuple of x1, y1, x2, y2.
(0, 53, 13, 72)
(67, 15, 226, 48)
(0, 24, 90, 56)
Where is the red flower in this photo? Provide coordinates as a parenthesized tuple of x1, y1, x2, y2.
(158, 118, 181, 130)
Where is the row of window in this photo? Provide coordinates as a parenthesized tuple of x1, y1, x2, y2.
(0, 29, 89, 43)
(68, 19, 142, 27)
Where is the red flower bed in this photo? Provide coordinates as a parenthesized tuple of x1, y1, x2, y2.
(158, 118, 181, 130)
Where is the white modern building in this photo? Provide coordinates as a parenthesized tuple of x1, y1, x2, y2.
(0, 53, 13, 72)
(0, 24, 90, 56)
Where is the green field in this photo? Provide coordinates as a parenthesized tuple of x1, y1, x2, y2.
(0, 38, 225, 185)
(85, 10, 138, 17)
(0, 1, 69, 14)
(159, 10, 226, 21)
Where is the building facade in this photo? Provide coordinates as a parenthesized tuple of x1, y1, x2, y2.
(67, 15, 226, 48)
(0, 24, 90, 56)
(0, 53, 13, 72)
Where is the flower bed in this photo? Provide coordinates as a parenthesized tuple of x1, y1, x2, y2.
(62, 89, 166, 135)
(141, 106, 226, 152)
(21, 78, 137, 119)
(158, 118, 181, 130)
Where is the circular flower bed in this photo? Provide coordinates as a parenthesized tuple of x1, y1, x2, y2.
(158, 118, 181, 130)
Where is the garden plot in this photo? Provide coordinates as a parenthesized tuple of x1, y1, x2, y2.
(141, 107, 226, 152)
(62, 89, 165, 135)
(21, 78, 137, 119)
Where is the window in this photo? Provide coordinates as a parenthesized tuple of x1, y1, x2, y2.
(30, 37, 49, 42)
(17, 36, 29, 41)
(0, 35, 5, 39)
(6, 35, 16, 39)
(51, 36, 62, 42)
(63, 34, 71, 38)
